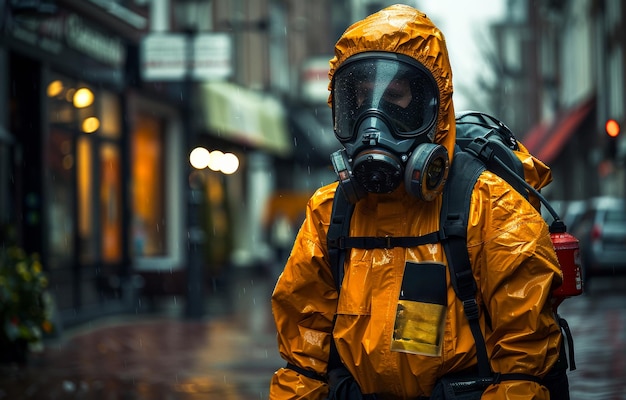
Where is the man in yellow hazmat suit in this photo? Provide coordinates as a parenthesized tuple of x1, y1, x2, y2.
(270, 4, 564, 399)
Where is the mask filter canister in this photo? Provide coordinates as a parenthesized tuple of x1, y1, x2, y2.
(404, 144, 449, 201)
(352, 149, 403, 194)
(331, 149, 366, 204)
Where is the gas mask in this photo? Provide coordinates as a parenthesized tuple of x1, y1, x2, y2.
(330, 52, 449, 204)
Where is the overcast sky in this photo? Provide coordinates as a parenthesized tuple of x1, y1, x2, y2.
(421, 0, 507, 111)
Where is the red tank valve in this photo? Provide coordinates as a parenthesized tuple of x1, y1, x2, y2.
(550, 221, 583, 309)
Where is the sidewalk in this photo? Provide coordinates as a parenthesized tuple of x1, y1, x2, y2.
(0, 272, 285, 399)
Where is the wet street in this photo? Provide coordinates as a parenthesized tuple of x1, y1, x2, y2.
(558, 276, 626, 400)
(0, 273, 625, 399)
(0, 271, 284, 399)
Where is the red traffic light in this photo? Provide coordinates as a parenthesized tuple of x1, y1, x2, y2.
(606, 119, 620, 138)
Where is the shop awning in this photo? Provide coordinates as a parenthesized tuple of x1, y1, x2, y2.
(289, 106, 340, 166)
(198, 81, 291, 156)
(522, 98, 595, 164)
(521, 121, 551, 153)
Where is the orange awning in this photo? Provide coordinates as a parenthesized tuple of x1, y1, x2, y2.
(522, 98, 595, 164)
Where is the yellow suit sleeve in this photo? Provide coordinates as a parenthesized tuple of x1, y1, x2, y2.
(269, 189, 337, 400)
(468, 172, 563, 400)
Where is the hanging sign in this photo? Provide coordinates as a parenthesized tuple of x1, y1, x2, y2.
(140, 33, 232, 81)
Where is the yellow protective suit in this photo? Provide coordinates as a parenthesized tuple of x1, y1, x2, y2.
(270, 5, 563, 399)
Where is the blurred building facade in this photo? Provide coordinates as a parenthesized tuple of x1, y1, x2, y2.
(1, 0, 153, 326)
(0, 0, 403, 327)
(489, 0, 625, 202)
(9, 0, 623, 328)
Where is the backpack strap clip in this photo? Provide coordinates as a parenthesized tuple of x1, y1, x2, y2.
(461, 298, 480, 321)
(466, 136, 494, 162)
(327, 237, 346, 250)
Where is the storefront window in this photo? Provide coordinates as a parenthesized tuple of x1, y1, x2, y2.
(45, 128, 75, 269)
(99, 91, 121, 138)
(77, 135, 96, 264)
(46, 72, 123, 267)
(132, 113, 166, 257)
(100, 143, 122, 263)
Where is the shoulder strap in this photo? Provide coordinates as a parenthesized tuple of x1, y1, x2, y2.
(327, 188, 443, 293)
(327, 152, 490, 376)
(442, 150, 566, 386)
(325, 187, 354, 372)
(327, 186, 355, 294)
(440, 150, 492, 378)
(324, 149, 559, 386)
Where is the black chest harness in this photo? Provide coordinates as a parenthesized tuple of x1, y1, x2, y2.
(285, 112, 576, 399)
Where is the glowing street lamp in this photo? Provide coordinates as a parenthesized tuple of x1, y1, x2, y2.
(189, 146, 210, 169)
(220, 152, 239, 174)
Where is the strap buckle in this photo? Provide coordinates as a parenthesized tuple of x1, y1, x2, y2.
(462, 298, 480, 320)
(327, 237, 346, 250)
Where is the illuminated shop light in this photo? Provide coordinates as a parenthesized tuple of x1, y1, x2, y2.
(65, 88, 76, 102)
(81, 117, 100, 133)
(220, 152, 239, 174)
(73, 87, 94, 108)
(190, 148, 239, 174)
(47, 80, 64, 97)
(207, 150, 224, 172)
(190, 147, 211, 169)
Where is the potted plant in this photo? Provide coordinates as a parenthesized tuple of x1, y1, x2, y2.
(0, 246, 55, 364)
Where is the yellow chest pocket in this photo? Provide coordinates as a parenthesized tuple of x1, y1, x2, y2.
(391, 261, 447, 357)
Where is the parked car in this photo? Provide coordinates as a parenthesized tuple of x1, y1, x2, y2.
(571, 197, 626, 284)
(540, 199, 586, 231)
(540, 199, 567, 225)
(562, 199, 587, 232)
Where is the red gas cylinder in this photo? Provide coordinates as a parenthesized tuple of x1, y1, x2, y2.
(550, 222, 583, 308)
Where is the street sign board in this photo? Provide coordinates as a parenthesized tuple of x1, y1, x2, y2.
(140, 33, 232, 81)
(141, 33, 187, 81)
(192, 33, 232, 81)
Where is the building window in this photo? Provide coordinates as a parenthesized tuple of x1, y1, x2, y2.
(100, 143, 122, 263)
(131, 112, 166, 257)
(45, 128, 76, 269)
(46, 72, 123, 268)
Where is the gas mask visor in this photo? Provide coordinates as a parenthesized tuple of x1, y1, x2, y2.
(332, 52, 439, 143)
